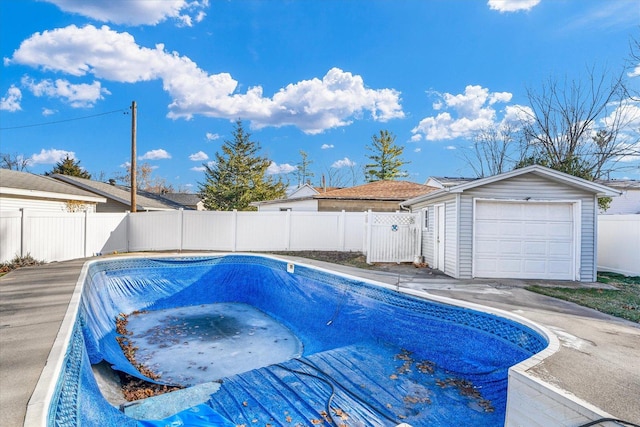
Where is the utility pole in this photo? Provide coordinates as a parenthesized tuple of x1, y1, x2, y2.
(130, 101, 137, 213)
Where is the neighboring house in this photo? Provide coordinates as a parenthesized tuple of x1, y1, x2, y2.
(158, 193, 205, 211)
(314, 180, 438, 212)
(250, 183, 341, 211)
(401, 165, 620, 282)
(424, 176, 476, 189)
(597, 179, 640, 214)
(52, 174, 189, 212)
(0, 169, 106, 212)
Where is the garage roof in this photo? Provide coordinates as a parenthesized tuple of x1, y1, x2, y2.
(402, 165, 621, 207)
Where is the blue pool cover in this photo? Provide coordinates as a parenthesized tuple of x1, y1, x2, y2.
(48, 255, 548, 426)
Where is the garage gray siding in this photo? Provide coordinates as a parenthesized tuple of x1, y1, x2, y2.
(459, 195, 474, 278)
(463, 175, 597, 281)
(444, 200, 458, 277)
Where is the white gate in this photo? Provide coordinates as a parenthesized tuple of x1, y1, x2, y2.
(366, 211, 421, 263)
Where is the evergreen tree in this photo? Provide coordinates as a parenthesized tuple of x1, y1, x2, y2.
(198, 119, 287, 211)
(364, 130, 409, 182)
(45, 155, 91, 179)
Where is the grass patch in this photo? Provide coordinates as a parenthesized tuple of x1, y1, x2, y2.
(526, 272, 640, 323)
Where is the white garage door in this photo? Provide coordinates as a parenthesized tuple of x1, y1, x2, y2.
(473, 201, 575, 280)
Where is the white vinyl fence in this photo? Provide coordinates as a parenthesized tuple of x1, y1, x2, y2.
(1, 209, 379, 263)
(5, 209, 636, 276)
(597, 214, 640, 276)
(0, 209, 127, 263)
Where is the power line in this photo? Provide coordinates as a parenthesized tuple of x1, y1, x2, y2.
(0, 108, 128, 130)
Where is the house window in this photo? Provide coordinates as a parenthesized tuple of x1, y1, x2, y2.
(423, 209, 429, 229)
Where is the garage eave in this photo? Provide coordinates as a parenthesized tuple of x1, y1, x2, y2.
(449, 165, 622, 197)
(402, 166, 622, 209)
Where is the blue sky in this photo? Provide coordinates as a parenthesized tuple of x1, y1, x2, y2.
(1, 0, 639, 192)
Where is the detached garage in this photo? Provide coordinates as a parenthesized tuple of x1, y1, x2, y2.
(401, 165, 620, 282)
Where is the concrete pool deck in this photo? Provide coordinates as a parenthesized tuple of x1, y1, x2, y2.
(0, 254, 638, 426)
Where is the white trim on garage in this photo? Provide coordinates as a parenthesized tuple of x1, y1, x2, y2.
(472, 198, 581, 281)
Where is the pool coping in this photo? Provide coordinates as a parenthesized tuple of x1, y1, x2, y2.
(18, 252, 637, 426)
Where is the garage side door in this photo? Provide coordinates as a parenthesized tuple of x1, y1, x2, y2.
(473, 201, 575, 280)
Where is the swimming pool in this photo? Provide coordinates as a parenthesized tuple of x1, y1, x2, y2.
(42, 254, 548, 426)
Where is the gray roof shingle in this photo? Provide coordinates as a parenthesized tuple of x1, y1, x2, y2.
(0, 169, 106, 202)
(51, 174, 181, 210)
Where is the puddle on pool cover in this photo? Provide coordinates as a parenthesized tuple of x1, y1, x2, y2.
(125, 303, 303, 386)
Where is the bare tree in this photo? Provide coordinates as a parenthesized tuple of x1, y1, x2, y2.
(296, 150, 314, 187)
(460, 123, 527, 177)
(322, 166, 348, 188)
(114, 162, 174, 193)
(1, 152, 30, 171)
(520, 68, 639, 180)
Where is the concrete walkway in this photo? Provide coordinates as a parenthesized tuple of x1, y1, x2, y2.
(1, 255, 639, 426)
(0, 259, 86, 427)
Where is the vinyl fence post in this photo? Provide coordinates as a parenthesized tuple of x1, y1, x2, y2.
(339, 210, 346, 251)
(284, 209, 291, 250)
(84, 210, 89, 258)
(232, 209, 238, 252)
(126, 211, 131, 253)
(179, 208, 184, 252)
(20, 208, 25, 258)
(365, 209, 372, 264)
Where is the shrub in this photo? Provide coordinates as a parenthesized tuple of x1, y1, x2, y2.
(0, 253, 46, 274)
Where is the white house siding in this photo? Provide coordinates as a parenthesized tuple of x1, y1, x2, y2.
(463, 175, 597, 281)
(97, 199, 131, 213)
(0, 196, 96, 212)
(256, 199, 318, 212)
(600, 189, 640, 215)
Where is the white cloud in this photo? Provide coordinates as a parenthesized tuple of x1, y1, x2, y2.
(139, 149, 171, 160)
(191, 160, 215, 172)
(414, 147, 421, 153)
(331, 157, 356, 168)
(321, 144, 334, 149)
(43, 0, 209, 27)
(601, 100, 640, 163)
(189, 151, 208, 161)
(31, 148, 74, 164)
(21, 76, 109, 108)
(265, 67, 405, 134)
(488, 0, 540, 13)
(205, 132, 220, 141)
(7, 25, 404, 134)
(502, 104, 534, 126)
(561, 1, 639, 33)
(630, 64, 640, 78)
(267, 162, 297, 175)
(411, 85, 529, 141)
(42, 108, 57, 116)
(445, 146, 457, 150)
(0, 86, 22, 112)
